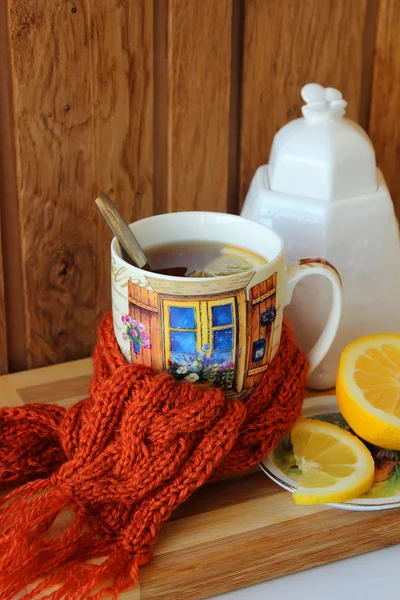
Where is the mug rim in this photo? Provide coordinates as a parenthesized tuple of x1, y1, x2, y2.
(110, 210, 284, 282)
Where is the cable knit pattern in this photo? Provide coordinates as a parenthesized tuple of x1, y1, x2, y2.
(0, 311, 307, 600)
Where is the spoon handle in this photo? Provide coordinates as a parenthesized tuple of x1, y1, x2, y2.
(95, 193, 148, 269)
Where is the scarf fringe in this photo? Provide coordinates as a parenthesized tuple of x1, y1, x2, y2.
(0, 312, 307, 599)
(0, 547, 137, 600)
(0, 483, 77, 599)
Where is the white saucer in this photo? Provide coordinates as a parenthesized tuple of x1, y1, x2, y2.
(260, 395, 400, 511)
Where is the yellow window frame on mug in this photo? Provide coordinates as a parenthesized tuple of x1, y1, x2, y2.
(163, 298, 237, 364)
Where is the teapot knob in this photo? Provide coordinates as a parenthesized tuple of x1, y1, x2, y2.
(301, 83, 347, 121)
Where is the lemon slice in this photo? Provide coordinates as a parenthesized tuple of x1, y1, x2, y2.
(291, 418, 374, 505)
(337, 333, 400, 450)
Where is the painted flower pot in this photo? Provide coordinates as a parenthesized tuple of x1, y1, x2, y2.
(121, 315, 150, 355)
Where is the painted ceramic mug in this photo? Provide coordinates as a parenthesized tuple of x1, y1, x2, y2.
(111, 211, 342, 395)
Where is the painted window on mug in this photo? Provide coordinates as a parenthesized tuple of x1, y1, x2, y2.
(211, 304, 233, 327)
(164, 302, 201, 365)
(169, 306, 196, 329)
(163, 298, 237, 390)
(208, 300, 236, 364)
(170, 330, 197, 353)
(213, 327, 234, 362)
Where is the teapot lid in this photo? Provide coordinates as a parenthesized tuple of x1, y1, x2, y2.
(268, 83, 377, 201)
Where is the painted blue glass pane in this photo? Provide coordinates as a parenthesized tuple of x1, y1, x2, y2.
(213, 328, 233, 352)
(171, 331, 196, 353)
(212, 304, 233, 326)
(169, 306, 195, 329)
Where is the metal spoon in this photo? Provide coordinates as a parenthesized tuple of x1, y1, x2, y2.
(95, 193, 187, 276)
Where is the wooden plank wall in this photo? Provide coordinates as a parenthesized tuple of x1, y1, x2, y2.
(0, 225, 6, 375)
(0, 0, 398, 372)
(239, 0, 372, 204)
(0, 23, 7, 375)
(369, 0, 400, 219)
(164, 1, 234, 213)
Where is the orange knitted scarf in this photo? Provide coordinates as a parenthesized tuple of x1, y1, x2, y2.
(0, 312, 307, 600)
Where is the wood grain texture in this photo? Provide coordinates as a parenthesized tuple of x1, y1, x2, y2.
(7, 0, 153, 368)
(0, 2, 9, 373)
(0, 221, 7, 374)
(0, 0, 24, 374)
(0, 360, 399, 599)
(0, 293, 6, 375)
(2, 0, 398, 371)
(7, 0, 95, 368)
(369, 0, 400, 218)
(239, 0, 370, 206)
(91, 0, 154, 321)
(166, 0, 233, 212)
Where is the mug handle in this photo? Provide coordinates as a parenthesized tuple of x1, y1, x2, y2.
(284, 258, 343, 375)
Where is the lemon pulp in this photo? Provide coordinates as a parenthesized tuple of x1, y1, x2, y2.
(291, 418, 374, 505)
(337, 334, 400, 449)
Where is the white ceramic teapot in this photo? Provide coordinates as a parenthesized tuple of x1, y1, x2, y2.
(241, 83, 400, 390)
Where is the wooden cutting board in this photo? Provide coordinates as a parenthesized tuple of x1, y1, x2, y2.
(1, 360, 399, 600)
